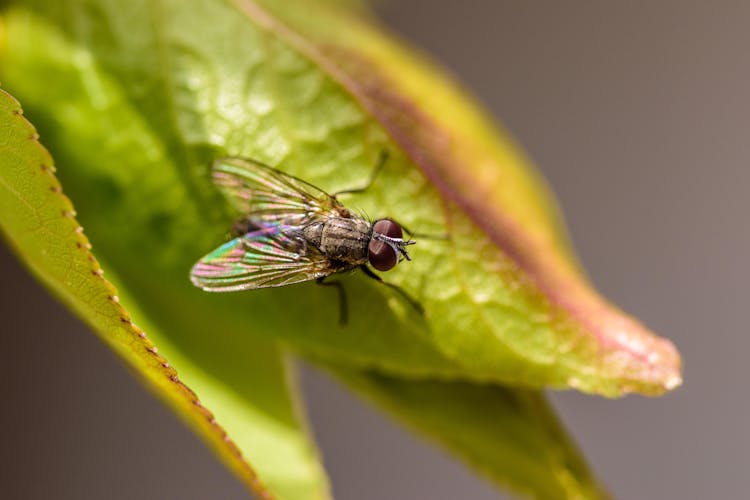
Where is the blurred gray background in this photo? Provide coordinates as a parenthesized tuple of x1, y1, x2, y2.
(1, 1, 745, 498)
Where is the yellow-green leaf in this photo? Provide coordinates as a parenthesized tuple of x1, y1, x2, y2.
(241, 0, 682, 396)
(0, 0, 682, 498)
(0, 83, 328, 500)
(330, 367, 610, 499)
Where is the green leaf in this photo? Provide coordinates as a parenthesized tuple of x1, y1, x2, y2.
(333, 368, 609, 500)
(0, 0, 681, 498)
(1, 0, 681, 397)
(0, 67, 328, 500)
(237, 0, 683, 396)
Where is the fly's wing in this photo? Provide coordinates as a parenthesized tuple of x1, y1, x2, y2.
(190, 224, 332, 292)
(212, 157, 346, 226)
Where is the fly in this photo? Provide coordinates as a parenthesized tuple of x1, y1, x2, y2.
(190, 152, 422, 324)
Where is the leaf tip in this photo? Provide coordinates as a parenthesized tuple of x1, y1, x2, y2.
(587, 308, 683, 396)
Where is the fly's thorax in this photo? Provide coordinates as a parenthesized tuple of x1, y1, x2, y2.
(301, 221, 324, 248)
(318, 216, 371, 264)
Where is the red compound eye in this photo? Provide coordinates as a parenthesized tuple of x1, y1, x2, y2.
(368, 219, 403, 271)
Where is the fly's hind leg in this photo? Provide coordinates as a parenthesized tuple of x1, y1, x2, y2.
(359, 265, 425, 316)
(316, 276, 348, 326)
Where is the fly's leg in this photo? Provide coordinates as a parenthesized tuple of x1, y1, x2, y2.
(316, 276, 348, 326)
(332, 150, 389, 198)
(333, 151, 450, 241)
(359, 265, 425, 316)
(397, 222, 451, 242)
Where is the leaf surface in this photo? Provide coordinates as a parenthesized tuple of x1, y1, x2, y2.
(0, 53, 328, 500)
(1, 0, 681, 395)
(332, 367, 609, 500)
(239, 0, 683, 396)
(0, 0, 681, 498)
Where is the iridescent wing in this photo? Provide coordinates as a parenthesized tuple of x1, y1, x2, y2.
(212, 157, 348, 226)
(190, 224, 334, 292)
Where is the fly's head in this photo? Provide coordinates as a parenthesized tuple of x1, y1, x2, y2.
(368, 219, 416, 272)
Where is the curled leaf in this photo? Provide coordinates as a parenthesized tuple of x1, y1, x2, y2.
(237, 0, 682, 396)
(0, 65, 328, 500)
(0, 0, 681, 498)
(327, 365, 610, 499)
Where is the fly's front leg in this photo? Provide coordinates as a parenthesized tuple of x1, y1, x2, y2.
(332, 150, 389, 198)
(395, 221, 451, 242)
(359, 265, 425, 316)
(316, 276, 348, 326)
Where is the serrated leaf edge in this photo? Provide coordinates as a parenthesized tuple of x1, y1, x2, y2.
(0, 88, 274, 500)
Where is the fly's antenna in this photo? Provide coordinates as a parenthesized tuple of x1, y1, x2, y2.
(373, 233, 416, 261)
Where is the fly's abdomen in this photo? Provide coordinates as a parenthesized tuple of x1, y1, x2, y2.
(319, 217, 371, 264)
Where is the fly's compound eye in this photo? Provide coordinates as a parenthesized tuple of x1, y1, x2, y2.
(368, 219, 403, 272)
